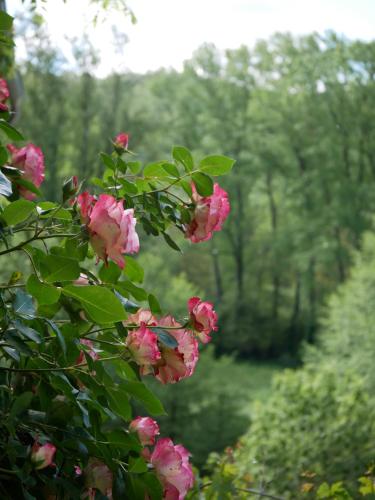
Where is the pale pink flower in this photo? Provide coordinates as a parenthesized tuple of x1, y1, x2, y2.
(114, 132, 129, 150)
(186, 183, 230, 243)
(129, 416, 160, 446)
(74, 273, 90, 286)
(0, 79, 10, 103)
(126, 309, 157, 327)
(76, 339, 99, 365)
(88, 194, 139, 268)
(7, 144, 45, 200)
(31, 442, 56, 470)
(84, 458, 113, 499)
(150, 438, 194, 500)
(154, 316, 199, 384)
(126, 323, 161, 372)
(188, 297, 218, 344)
(77, 192, 96, 224)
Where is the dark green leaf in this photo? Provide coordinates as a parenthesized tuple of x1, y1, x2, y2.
(17, 178, 42, 197)
(162, 162, 180, 178)
(62, 285, 127, 323)
(2, 199, 35, 225)
(143, 162, 170, 178)
(100, 152, 116, 170)
(148, 294, 162, 315)
(172, 146, 194, 172)
(162, 232, 182, 252)
(13, 290, 36, 318)
(117, 281, 148, 302)
(4, 329, 34, 356)
(152, 328, 178, 348)
(0, 120, 24, 141)
(128, 161, 141, 174)
(129, 456, 148, 473)
(45, 319, 66, 356)
(0, 11, 13, 31)
(114, 290, 139, 313)
(9, 392, 33, 420)
(199, 155, 235, 175)
(0, 145, 8, 165)
(120, 380, 166, 415)
(192, 172, 214, 196)
(99, 261, 121, 284)
(119, 178, 138, 194)
(13, 319, 42, 344)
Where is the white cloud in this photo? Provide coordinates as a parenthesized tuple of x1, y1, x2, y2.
(7, 0, 375, 76)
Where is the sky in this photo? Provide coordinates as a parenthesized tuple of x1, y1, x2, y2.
(7, 0, 375, 76)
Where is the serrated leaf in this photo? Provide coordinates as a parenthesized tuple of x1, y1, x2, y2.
(100, 152, 116, 170)
(199, 155, 235, 175)
(172, 146, 194, 172)
(162, 232, 181, 252)
(162, 162, 180, 178)
(119, 178, 138, 194)
(41, 255, 80, 283)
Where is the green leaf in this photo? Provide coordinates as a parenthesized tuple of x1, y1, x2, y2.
(148, 294, 162, 315)
(152, 329, 178, 348)
(0, 145, 8, 165)
(9, 392, 33, 420)
(17, 178, 42, 198)
(119, 178, 138, 194)
(62, 285, 127, 324)
(0, 11, 13, 31)
(100, 152, 116, 170)
(129, 457, 148, 473)
(128, 161, 142, 174)
(114, 291, 139, 313)
(13, 290, 36, 318)
(143, 162, 170, 178)
(192, 172, 214, 196)
(2, 199, 35, 225)
(0, 120, 24, 141)
(117, 281, 148, 301)
(162, 232, 181, 252)
(41, 255, 80, 283)
(45, 319, 66, 356)
(120, 380, 166, 416)
(123, 256, 144, 283)
(162, 162, 180, 178)
(26, 274, 61, 305)
(0, 171, 12, 197)
(172, 146, 194, 172)
(143, 473, 163, 500)
(5, 329, 34, 356)
(199, 155, 235, 175)
(13, 319, 42, 344)
(99, 261, 121, 284)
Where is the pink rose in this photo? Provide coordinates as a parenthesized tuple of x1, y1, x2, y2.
(154, 316, 198, 384)
(126, 323, 161, 372)
(76, 339, 99, 365)
(7, 144, 45, 200)
(114, 132, 129, 150)
(31, 442, 56, 470)
(77, 192, 96, 224)
(126, 308, 157, 327)
(188, 297, 218, 344)
(0, 79, 10, 103)
(84, 458, 113, 499)
(0, 102, 8, 113)
(77, 193, 140, 268)
(74, 273, 90, 286)
(150, 438, 194, 500)
(185, 183, 230, 243)
(129, 416, 160, 446)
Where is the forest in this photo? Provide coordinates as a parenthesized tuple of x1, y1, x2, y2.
(1, 4, 375, 498)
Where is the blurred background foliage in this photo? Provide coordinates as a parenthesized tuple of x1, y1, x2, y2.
(7, 8, 375, 494)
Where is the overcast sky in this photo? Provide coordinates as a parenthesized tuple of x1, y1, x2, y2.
(8, 0, 375, 76)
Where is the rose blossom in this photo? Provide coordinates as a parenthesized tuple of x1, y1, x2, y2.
(0, 103, 8, 113)
(129, 416, 160, 446)
(114, 132, 129, 150)
(126, 308, 157, 327)
(150, 438, 194, 500)
(154, 316, 199, 384)
(76, 339, 99, 365)
(188, 297, 218, 344)
(185, 183, 230, 243)
(84, 458, 113, 499)
(0, 79, 10, 103)
(7, 144, 45, 200)
(77, 193, 140, 268)
(126, 323, 161, 372)
(31, 442, 56, 470)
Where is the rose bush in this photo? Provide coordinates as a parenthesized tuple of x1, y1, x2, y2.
(0, 13, 235, 497)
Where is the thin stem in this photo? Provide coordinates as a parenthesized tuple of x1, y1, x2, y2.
(0, 355, 121, 373)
